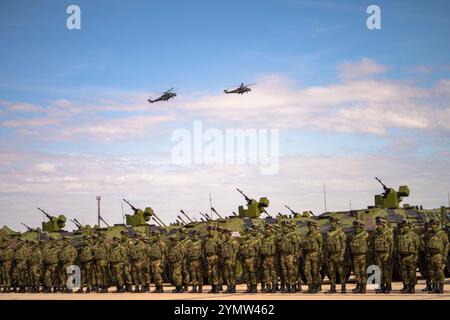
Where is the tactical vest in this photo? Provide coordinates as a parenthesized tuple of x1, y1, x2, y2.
(427, 233, 444, 255)
(168, 246, 183, 263)
(186, 240, 202, 260)
(326, 230, 343, 254)
(260, 238, 276, 256)
(203, 239, 218, 256)
(149, 242, 164, 260)
(240, 240, 258, 258)
(79, 246, 93, 262)
(29, 250, 43, 265)
(110, 246, 124, 263)
(374, 232, 391, 253)
(14, 247, 28, 262)
(350, 232, 368, 255)
(220, 241, 236, 259)
(93, 244, 108, 260)
(45, 248, 59, 264)
(304, 232, 320, 252)
(130, 244, 146, 261)
(398, 235, 416, 255)
(60, 246, 76, 264)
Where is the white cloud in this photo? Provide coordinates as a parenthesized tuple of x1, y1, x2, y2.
(337, 57, 391, 80)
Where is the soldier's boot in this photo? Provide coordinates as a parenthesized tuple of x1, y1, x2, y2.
(360, 282, 366, 294)
(245, 284, 251, 293)
(76, 287, 83, 293)
(219, 284, 224, 292)
(280, 283, 286, 293)
(251, 284, 257, 293)
(134, 285, 141, 293)
(401, 284, 409, 294)
(310, 284, 318, 294)
(184, 284, 189, 292)
(113, 286, 121, 293)
(352, 282, 360, 294)
(428, 282, 436, 294)
(197, 285, 202, 293)
(400, 283, 409, 294)
(297, 283, 302, 292)
(304, 284, 312, 294)
(409, 284, 415, 294)
(172, 286, 179, 293)
(85, 287, 91, 293)
(422, 281, 432, 292)
(326, 283, 336, 294)
(67, 288, 73, 293)
(341, 283, 346, 294)
(190, 285, 198, 293)
(384, 283, 392, 294)
(437, 283, 444, 294)
(375, 283, 385, 294)
(143, 284, 150, 292)
(178, 285, 186, 293)
(270, 282, 277, 293)
(283, 284, 290, 293)
(125, 284, 132, 292)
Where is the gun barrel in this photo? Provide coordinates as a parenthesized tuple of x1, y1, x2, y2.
(199, 212, 210, 221)
(21, 223, 32, 231)
(236, 188, 251, 202)
(375, 177, 388, 190)
(37, 207, 52, 219)
(151, 217, 163, 227)
(152, 214, 167, 227)
(73, 218, 83, 226)
(210, 207, 224, 219)
(180, 210, 194, 223)
(122, 199, 138, 211)
(177, 215, 187, 225)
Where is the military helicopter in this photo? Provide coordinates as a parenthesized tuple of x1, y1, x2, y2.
(147, 87, 177, 103)
(224, 83, 254, 95)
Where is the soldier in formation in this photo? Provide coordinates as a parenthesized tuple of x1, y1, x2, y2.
(0, 217, 448, 295)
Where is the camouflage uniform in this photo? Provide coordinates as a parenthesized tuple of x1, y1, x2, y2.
(303, 221, 323, 294)
(148, 230, 167, 293)
(397, 221, 420, 294)
(186, 230, 203, 293)
(202, 226, 221, 293)
(93, 235, 110, 293)
(130, 237, 149, 292)
(109, 237, 127, 293)
(58, 237, 78, 293)
(426, 219, 449, 294)
(325, 217, 347, 294)
(278, 222, 300, 293)
(178, 228, 191, 291)
(29, 241, 44, 292)
(240, 229, 260, 293)
(43, 240, 60, 292)
(349, 220, 368, 294)
(260, 225, 278, 293)
(0, 240, 14, 292)
(78, 236, 95, 293)
(120, 232, 134, 292)
(168, 235, 185, 293)
(373, 217, 394, 294)
(14, 239, 30, 292)
(419, 223, 432, 292)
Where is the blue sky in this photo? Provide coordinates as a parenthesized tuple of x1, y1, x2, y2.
(0, 0, 449, 229)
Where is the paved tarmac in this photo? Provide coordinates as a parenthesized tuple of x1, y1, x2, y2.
(1, 280, 449, 300)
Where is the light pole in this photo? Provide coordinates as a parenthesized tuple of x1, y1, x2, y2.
(96, 195, 101, 227)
